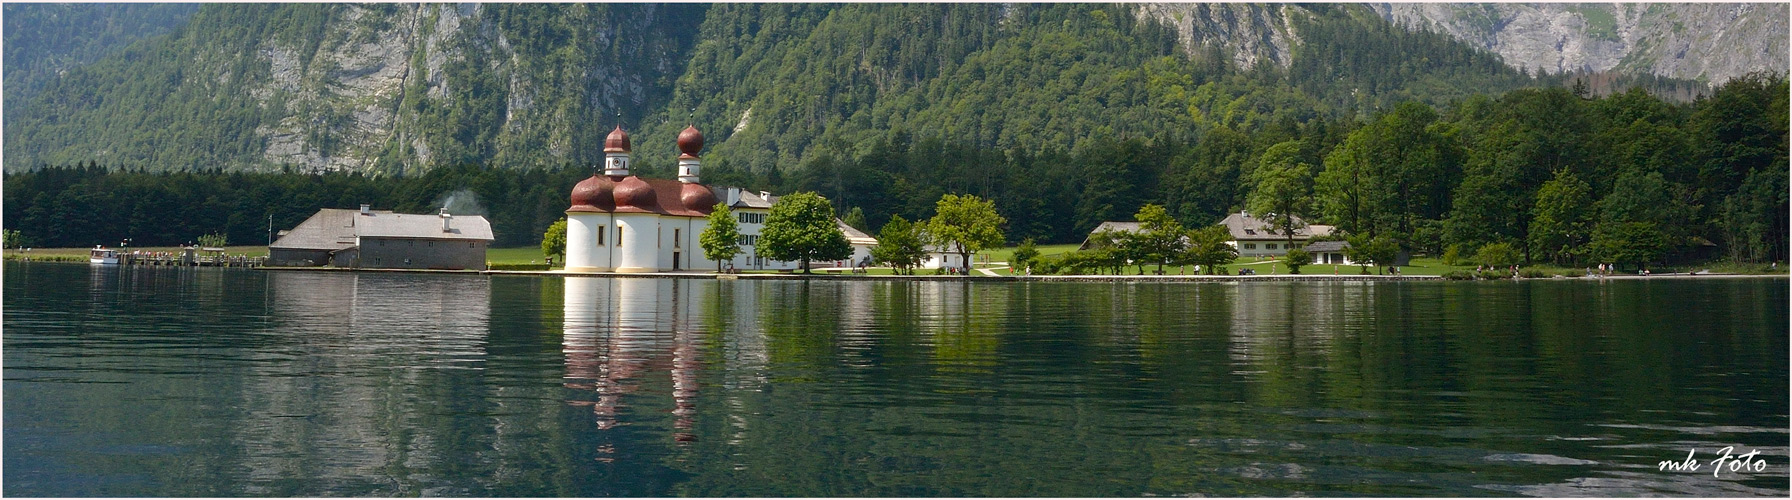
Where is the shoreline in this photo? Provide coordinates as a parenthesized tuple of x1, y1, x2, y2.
(246, 265, 1787, 282)
(27, 261, 1784, 281)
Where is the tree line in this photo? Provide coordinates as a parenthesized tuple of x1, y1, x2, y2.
(3, 163, 584, 248)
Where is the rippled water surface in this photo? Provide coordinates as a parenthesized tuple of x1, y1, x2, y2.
(5, 262, 1787, 496)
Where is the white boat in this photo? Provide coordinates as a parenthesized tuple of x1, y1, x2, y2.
(89, 246, 120, 265)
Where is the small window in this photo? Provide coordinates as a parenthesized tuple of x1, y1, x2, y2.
(428, 241, 433, 247)
(1265, 243, 1276, 250)
(469, 242, 474, 248)
(617, 226, 624, 247)
(1244, 243, 1256, 250)
(598, 226, 605, 245)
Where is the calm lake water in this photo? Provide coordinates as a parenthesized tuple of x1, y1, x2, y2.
(4, 262, 1787, 496)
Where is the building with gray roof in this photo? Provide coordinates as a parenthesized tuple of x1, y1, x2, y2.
(269, 205, 495, 270)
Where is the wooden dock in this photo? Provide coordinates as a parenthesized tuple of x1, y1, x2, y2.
(117, 250, 266, 268)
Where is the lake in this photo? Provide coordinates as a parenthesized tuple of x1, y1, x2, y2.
(4, 262, 1786, 496)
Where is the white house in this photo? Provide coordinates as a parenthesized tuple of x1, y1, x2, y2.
(1302, 240, 1354, 265)
(563, 125, 871, 273)
(1219, 212, 1332, 258)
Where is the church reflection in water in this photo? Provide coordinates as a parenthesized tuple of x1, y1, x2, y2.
(561, 277, 708, 452)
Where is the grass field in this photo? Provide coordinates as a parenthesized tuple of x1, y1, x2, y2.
(976, 243, 1080, 264)
(487, 246, 549, 266)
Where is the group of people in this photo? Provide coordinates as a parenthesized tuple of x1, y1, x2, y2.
(1591, 263, 1634, 276)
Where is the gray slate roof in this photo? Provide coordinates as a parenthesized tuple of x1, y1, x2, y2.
(272, 208, 493, 251)
(360, 212, 494, 241)
(270, 208, 375, 250)
(1303, 240, 1349, 253)
(733, 190, 776, 209)
(1221, 212, 1322, 241)
(837, 219, 878, 245)
(1079, 221, 1183, 250)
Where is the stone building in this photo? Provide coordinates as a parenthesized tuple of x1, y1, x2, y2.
(269, 205, 494, 270)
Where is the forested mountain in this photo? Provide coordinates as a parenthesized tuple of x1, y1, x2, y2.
(4, 3, 1786, 266)
(7, 3, 1757, 175)
(2, 4, 199, 106)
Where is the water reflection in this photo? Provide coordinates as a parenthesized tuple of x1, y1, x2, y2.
(562, 277, 708, 455)
(6, 263, 1787, 497)
(236, 272, 494, 494)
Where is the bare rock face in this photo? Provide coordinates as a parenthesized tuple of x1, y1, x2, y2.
(236, 3, 684, 174)
(1366, 3, 1788, 85)
(1134, 3, 1299, 69)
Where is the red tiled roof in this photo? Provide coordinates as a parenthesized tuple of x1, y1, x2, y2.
(568, 175, 715, 217)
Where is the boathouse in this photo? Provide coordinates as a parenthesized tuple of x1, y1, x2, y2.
(269, 205, 494, 270)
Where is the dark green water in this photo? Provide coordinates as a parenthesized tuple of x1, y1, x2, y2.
(4, 262, 1787, 496)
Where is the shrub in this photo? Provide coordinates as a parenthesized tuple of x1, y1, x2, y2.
(1473, 242, 1522, 268)
(1478, 270, 1510, 280)
(1519, 268, 1550, 279)
(1441, 244, 1465, 266)
(1442, 270, 1477, 280)
(1563, 269, 1586, 277)
(1284, 248, 1312, 274)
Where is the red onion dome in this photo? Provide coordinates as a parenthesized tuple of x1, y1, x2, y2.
(613, 176, 660, 212)
(604, 125, 631, 153)
(676, 125, 704, 158)
(568, 175, 616, 212)
(680, 183, 719, 213)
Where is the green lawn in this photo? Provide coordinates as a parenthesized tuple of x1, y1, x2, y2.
(487, 246, 549, 266)
(977, 243, 1080, 264)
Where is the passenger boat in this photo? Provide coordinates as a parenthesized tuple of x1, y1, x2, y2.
(89, 246, 120, 265)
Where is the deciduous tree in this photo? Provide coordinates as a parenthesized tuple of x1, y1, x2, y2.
(1132, 204, 1187, 274)
(871, 214, 927, 274)
(700, 203, 741, 272)
(541, 218, 567, 263)
(927, 194, 1006, 276)
(759, 192, 851, 273)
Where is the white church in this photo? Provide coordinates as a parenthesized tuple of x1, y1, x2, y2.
(562, 125, 875, 273)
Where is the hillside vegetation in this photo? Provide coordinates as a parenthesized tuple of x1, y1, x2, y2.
(4, 4, 1785, 267)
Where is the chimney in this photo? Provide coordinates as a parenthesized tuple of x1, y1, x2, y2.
(440, 208, 453, 232)
(760, 190, 771, 200)
(361, 204, 372, 216)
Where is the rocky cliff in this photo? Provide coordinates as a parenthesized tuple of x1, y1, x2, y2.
(1133, 3, 1299, 69)
(1365, 3, 1789, 85)
(247, 4, 702, 173)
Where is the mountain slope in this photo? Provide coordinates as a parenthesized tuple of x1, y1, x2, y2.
(3, 3, 1772, 175)
(2, 4, 199, 105)
(1366, 3, 1789, 85)
(6, 4, 703, 174)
